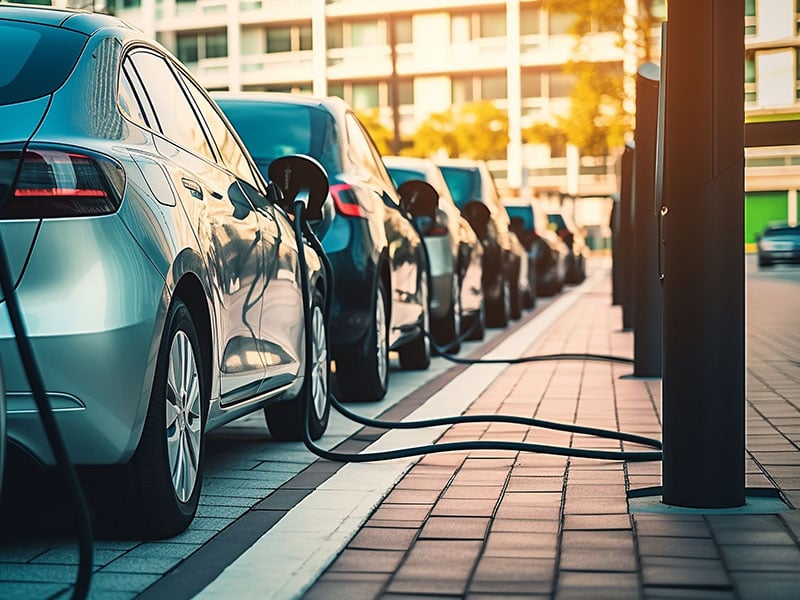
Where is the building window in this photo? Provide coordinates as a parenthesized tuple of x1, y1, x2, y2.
(522, 72, 542, 98)
(266, 27, 291, 53)
(352, 83, 379, 110)
(299, 25, 312, 51)
(397, 80, 413, 105)
(394, 16, 412, 44)
(176, 34, 199, 64)
(205, 31, 227, 59)
(481, 74, 507, 100)
(351, 21, 380, 46)
(549, 11, 577, 35)
(549, 72, 575, 98)
(452, 76, 474, 104)
(521, 7, 541, 36)
(327, 23, 343, 49)
(451, 14, 472, 43)
(479, 11, 506, 38)
(745, 0, 756, 35)
(329, 82, 344, 99)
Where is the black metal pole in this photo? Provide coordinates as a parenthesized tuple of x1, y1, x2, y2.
(660, 0, 745, 508)
(632, 64, 662, 378)
(619, 143, 635, 330)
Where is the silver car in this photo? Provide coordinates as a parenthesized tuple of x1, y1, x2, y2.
(384, 156, 485, 348)
(0, 5, 330, 538)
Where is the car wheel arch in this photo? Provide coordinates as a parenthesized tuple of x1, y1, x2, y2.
(172, 273, 213, 402)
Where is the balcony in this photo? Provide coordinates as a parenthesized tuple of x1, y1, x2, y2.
(240, 51, 315, 85)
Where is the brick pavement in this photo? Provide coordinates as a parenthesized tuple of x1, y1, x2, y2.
(303, 272, 800, 600)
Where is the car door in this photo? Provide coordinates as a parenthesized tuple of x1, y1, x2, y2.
(178, 70, 305, 392)
(124, 48, 268, 404)
(344, 114, 424, 342)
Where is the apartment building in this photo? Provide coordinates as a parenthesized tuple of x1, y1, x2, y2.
(744, 0, 800, 243)
(105, 0, 631, 198)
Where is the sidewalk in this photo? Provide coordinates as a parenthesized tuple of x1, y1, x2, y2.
(292, 265, 800, 600)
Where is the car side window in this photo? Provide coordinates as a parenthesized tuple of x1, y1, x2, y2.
(344, 113, 379, 179)
(126, 50, 215, 162)
(178, 72, 261, 190)
(121, 58, 158, 129)
(117, 64, 148, 128)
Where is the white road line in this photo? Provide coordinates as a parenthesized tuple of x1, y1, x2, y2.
(196, 265, 607, 600)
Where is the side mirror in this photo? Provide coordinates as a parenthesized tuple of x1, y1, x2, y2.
(268, 154, 329, 221)
(397, 179, 438, 219)
(462, 201, 491, 240)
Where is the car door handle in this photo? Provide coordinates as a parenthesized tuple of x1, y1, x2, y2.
(181, 178, 204, 200)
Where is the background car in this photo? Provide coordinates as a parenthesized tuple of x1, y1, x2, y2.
(436, 158, 532, 327)
(0, 5, 332, 539)
(214, 93, 431, 402)
(547, 209, 589, 283)
(505, 199, 569, 297)
(757, 223, 800, 268)
(384, 156, 484, 348)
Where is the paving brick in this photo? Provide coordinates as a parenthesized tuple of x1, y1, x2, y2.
(348, 527, 418, 551)
(491, 518, 561, 534)
(720, 545, 800, 571)
(561, 530, 635, 550)
(637, 536, 722, 559)
(327, 549, 405, 573)
(563, 514, 632, 531)
(442, 485, 504, 500)
(387, 540, 482, 596)
(303, 572, 388, 600)
(469, 557, 556, 594)
(419, 517, 490, 540)
(731, 571, 800, 600)
(431, 498, 498, 517)
(369, 504, 433, 522)
(556, 571, 640, 598)
(483, 531, 559, 559)
(559, 547, 637, 572)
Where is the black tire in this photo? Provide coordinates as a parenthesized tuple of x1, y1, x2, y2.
(398, 276, 432, 370)
(336, 280, 389, 402)
(431, 275, 461, 354)
(266, 290, 330, 441)
(461, 306, 485, 341)
(485, 272, 509, 328)
(92, 299, 207, 539)
(508, 263, 522, 321)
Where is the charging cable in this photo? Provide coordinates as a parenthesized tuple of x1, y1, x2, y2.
(292, 200, 662, 464)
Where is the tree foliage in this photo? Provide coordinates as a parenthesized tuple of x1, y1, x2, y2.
(536, 0, 661, 156)
(404, 101, 509, 161)
(355, 108, 394, 156)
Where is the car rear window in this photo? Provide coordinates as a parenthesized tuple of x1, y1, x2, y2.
(387, 166, 425, 188)
(439, 166, 480, 209)
(505, 205, 534, 231)
(217, 100, 341, 180)
(0, 20, 87, 106)
(548, 213, 567, 229)
(763, 226, 799, 238)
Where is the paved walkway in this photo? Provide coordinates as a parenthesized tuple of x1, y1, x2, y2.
(294, 264, 800, 600)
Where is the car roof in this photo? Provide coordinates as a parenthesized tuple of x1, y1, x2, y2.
(211, 91, 353, 121)
(0, 3, 132, 35)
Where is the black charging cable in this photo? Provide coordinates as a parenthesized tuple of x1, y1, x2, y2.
(0, 165, 93, 599)
(293, 201, 662, 464)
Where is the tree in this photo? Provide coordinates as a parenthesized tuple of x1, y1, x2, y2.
(540, 0, 661, 156)
(355, 108, 395, 156)
(404, 101, 509, 161)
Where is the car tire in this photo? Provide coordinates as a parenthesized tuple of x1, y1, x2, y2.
(265, 290, 330, 441)
(431, 274, 461, 354)
(398, 275, 432, 370)
(508, 263, 522, 321)
(336, 280, 389, 402)
(485, 271, 509, 328)
(91, 299, 206, 539)
(461, 305, 485, 341)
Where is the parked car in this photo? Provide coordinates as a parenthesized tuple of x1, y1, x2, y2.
(547, 210, 589, 283)
(383, 156, 484, 347)
(505, 199, 569, 297)
(0, 5, 334, 539)
(436, 158, 532, 327)
(214, 93, 431, 402)
(756, 223, 800, 268)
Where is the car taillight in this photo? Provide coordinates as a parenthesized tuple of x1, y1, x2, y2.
(329, 183, 365, 218)
(415, 217, 448, 236)
(0, 146, 125, 219)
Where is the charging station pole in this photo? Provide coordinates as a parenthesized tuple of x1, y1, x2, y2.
(619, 143, 635, 330)
(660, 0, 745, 507)
(632, 64, 662, 378)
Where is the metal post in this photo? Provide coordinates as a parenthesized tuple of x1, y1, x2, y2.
(660, 0, 745, 508)
(632, 64, 662, 377)
(619, 143, 635, 330)
(611, 194, 622, 305)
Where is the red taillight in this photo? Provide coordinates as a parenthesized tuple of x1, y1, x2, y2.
(0, 146, 125, 219)
(426, 223, 449, 236)
(329, 183, 365, 218)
